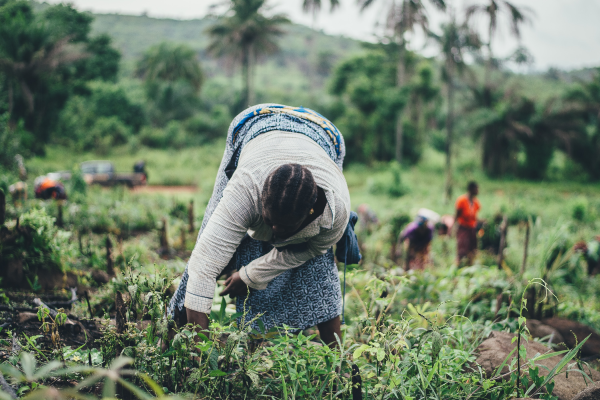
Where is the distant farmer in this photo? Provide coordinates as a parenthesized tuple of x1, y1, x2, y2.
(357, 203, 379, 233)
(34, 177, 67, 200)
(454, 181, 481, 265)
(399, 208, 439, 270)
(574, 236, 600, 275)
(167, 104, 360, 347)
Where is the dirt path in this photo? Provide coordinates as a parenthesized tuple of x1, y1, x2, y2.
(131, 185, 198, 194)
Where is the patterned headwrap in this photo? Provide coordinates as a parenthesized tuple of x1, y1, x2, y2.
(231, 105, 342, 157)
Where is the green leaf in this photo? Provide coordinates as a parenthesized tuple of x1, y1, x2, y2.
(353, 344, 369, 360)
(219, 297, 226, 323)
(209, 369, 227, 377)
(377, 347, 386, 361)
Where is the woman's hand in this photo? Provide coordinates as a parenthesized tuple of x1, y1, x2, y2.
(219, 271, 248, 298)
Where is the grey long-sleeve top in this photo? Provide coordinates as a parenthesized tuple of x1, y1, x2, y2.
(184, 130, 351, 314)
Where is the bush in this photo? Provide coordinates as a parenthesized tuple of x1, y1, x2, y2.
(184, 105, 231, 142)
(56, 81, 146, 148)
(85, 116, 132, 154)
(139, 121, 188, 149)
(0, 113, 32, 168)
(572, 197, 589, 222)
(367, 162, 408, 198)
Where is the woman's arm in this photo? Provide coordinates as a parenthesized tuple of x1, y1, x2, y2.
(238, 196, 349, 290)
(184, 170, 259, 314)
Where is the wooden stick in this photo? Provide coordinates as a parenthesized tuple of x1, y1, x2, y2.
(180, 226, 186, 251)
(106, 236, 114, 276)
(160, 217, 169, 252)
(56, 201, 63, 228)
(497, 215, 508, 269)
(84, 291, 93, 318)
(0, 370, 16, 399)
(188, 200, 194, 233)
(520, 220, 530, 275)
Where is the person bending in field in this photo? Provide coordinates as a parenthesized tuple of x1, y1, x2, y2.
(399, 209, 439, 271)
(454, 181, 481, 265)
(166, 104, 360, 347)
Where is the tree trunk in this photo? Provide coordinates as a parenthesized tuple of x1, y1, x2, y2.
(106, 236, 114, 277)
(247, 45, 255, 106)
(188, 200, 194, 233)
(241, 46, 250, 108)
(444, 71, 455, 204)
(520, 220, 530, 274)
(395, 47, 406, 164)
(0, 188, 5, 226)
(497, 215, 508, 269)
(56, 201, 63, 228)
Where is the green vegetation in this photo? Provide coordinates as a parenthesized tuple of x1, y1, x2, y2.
(1, 0, 600, 398)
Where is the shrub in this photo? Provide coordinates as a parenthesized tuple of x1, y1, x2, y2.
(139, 121, 188, 149)
(572, 197, 588, 222)
(184, 105, 231, 142)
(86, 116, 132, 154)
(367, 162, 408, 198)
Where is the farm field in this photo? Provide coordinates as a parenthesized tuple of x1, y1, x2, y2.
(2, 0, 600, 398)
(2, 143, 600, 399)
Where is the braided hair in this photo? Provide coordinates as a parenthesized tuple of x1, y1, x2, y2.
(262, 163, 318, 222)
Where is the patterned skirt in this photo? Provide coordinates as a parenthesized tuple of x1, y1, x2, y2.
(168, 104, 345, 332)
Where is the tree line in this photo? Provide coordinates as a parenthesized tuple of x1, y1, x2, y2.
(0, 0, 598, 183)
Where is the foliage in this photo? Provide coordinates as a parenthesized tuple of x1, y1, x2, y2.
(0, 207, 70, 272)
(136, 42, 203, 126)
(207, 0, 290, 107)
(57, 81, 145, 149)
(330, 48, 407, 164)
(367, 162, 409, 198)
(0, 113, 31, 168)
(0, 1, 121, 154)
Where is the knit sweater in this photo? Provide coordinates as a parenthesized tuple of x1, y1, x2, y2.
(184, 130, 351, 314)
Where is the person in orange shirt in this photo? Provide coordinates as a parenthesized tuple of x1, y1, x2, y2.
(454, 181, 480, 264)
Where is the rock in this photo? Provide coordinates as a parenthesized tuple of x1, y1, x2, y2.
(91, 270, 110, 285)
(527, 319, 566, 346)
(573, 382, 600, 400)
(475, 331, 600, 400)
(542, 317, 600, 358)
(18, 312, 38, 324)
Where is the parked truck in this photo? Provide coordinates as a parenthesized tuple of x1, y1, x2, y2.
(80, 160, 147, 187)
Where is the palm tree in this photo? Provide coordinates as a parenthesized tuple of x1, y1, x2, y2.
(301, 0, 340, 91)
(135, 43, 203, 92)
(135, 43, 204, 125)
(465, 0, 533, 92)
(302, 0, 340, 15)
(359, 0, 446, 164)
(430, 12, 480, 201)
(0, 6, 86, 148)
(207, 0, 290, 108)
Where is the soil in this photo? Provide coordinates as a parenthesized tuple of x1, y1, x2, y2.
(0, 291, 104, 362)
(475, 331, 600, 400)
(542, 317, 600, 359)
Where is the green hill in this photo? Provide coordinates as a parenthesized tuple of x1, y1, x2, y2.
(89, 13, 364, 81)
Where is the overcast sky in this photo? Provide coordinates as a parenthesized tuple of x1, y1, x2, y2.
(43, 0, 600, 71)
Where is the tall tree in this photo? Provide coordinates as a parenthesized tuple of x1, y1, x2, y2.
(0, 1, 120, 154)
(301, 0, 340, 91)
(136, 43, 203, 125)
(430, 11, 479, 201)
(207, 0, 289, 108)
(136, 43, 203, 91)
(359, 0, 446, 164)
(302, 0, 340, 16)
(465, 0, 533, 95)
